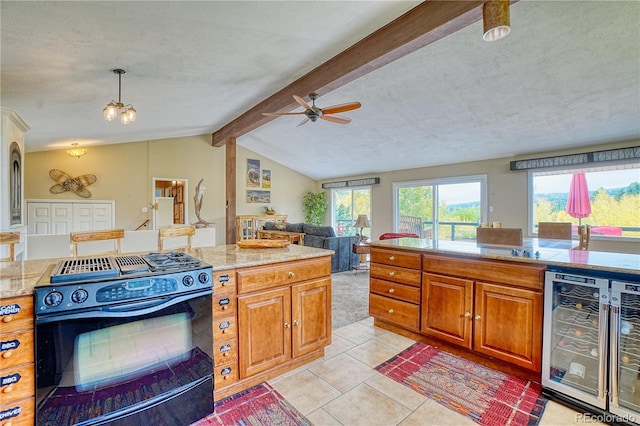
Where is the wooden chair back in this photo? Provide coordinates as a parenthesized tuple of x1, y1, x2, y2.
(70, 229, 125, 257)
(476, 227, 523, 246)
(399, 215, 425, 238)
(0, 232, 21, 262)
(538, 222, 572, 240)
(158, 225, 196, 252)
(577, 225, 591, 250)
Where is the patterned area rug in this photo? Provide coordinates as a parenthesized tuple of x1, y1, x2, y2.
(194, 382, 310, 426)
(375, 342, 548, 426)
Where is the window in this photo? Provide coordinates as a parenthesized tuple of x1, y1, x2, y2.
(331, 187, 371, 238)
(530, 164, 640, 239)
(393, 175, 487, 241)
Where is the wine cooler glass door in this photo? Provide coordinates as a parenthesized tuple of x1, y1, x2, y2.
(542, 271, 610, 409)
(609, 280, 640, 421)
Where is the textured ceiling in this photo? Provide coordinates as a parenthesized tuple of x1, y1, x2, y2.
(1, 1, 638, 180)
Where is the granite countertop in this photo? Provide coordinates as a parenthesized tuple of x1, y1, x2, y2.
(369, 238, 640, 277)
(0, 244, 333, 299)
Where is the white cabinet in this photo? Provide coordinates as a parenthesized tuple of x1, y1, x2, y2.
(27, 200, 114, 235)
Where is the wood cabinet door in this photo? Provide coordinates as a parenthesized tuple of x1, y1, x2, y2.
(421, 273, 473, 348)
(238, 287, 291, 378)
(473, 281, 543, 372)
(292, 278, 331, 358)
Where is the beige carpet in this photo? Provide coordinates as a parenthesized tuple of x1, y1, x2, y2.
(331, 270, 370, 329)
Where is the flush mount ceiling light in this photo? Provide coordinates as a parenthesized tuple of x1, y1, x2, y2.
(67, 143, 87, 158)
(483, 0, 511, 42)
(103, 69, 136, 124)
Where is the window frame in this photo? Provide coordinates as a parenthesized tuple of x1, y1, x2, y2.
(329, 185, 372, 238)
(392, 174, 487, 241)
(527, 163, 640, 241)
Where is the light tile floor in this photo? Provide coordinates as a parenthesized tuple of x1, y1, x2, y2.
(269, 317, 603, 426)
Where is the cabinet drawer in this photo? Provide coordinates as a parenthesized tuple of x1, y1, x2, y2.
(237, 258, 331, 294)
(369, 293, 420, 330)
(0, 331, 33, 370)
(213, 270, 236, 294)
(213, 294, 236, 317)
(0, 297, 33, 334)
(214, 338, 238, 367)
(423, 254, 545, 290)
(214, 362, 238, 388)
(371, 248, 421, 270)
(0, 396, 34, 426)
(0, 364, 34, 403)
(213, 316, 237, 343)
(370, 278, 420, 304)
(370, 264, 421, 287)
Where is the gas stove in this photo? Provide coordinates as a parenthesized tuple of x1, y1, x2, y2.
(35, 252, 212, 315)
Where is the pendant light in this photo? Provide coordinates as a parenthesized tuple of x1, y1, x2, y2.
(103, 69, 137, 124)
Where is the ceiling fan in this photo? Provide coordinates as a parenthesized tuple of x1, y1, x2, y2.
(262, 93, 361, 127)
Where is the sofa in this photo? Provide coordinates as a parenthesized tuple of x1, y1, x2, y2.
(263, 222, 359, 273)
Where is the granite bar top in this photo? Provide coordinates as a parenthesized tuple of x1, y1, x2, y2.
(0, 244, 333, 299)
(369, 238, 640, 277)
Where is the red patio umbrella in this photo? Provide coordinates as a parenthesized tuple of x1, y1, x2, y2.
(566, 173, 591, 226)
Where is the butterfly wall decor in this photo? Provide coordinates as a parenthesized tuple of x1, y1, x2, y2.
(49, 169, 97, 198)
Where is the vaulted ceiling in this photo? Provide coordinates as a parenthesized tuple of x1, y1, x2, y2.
(2, 1, 638, 180)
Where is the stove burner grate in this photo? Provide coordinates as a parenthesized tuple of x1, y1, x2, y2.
(115, 255, 150, 275)
(50, 257, 119, 283)
(142, 251, 201, 272)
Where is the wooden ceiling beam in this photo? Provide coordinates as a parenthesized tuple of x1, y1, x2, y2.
(212, 0, 488, 147)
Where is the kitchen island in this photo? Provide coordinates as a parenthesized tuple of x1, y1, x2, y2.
(0, 244, 333, 424)
(367, 237, 640, 383)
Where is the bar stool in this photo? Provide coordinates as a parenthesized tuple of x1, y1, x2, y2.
(70, 229, 125, 257)
(0, 232, 21, 262)
(577, 225, 591, 250)
(538, 222, 572, 240)
(158, 225, 195, 252)
(476, 227, 523, 246)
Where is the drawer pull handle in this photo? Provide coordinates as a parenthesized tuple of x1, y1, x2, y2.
(223, 352, 228, 357)
(284, 322, 290, 328)
(475, 315, 481, 321)
(288, 271, 295, 278)
(2, 316, 12, 323)
(389, 272, 395, 277)
(464, 312, 471, 318)
(388, 309, 394, 314)
(223, 375, 229, 380)
(2, 385, 13, 394)
(2, 351, 12, 359)
(293, 320, 300, 326)
(389, 256, 395, 261)
(388, 288, 395, 294)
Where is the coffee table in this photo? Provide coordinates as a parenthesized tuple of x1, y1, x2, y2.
(257, 230, 305, 245)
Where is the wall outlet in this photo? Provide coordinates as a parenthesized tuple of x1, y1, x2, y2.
(142, 207, 148, 213)
(489, 206, 494, 212)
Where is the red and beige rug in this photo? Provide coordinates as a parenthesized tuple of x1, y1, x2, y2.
(375, 342, 548, 426)
(194, 382, 310, 426)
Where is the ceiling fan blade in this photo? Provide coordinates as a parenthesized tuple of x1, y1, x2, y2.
(320, 114, 351, 125)
(297, 117, 310, 127)
(293, 95, 311, 110)
(320, 102, 362, 115)
(262, 112, 306, 116)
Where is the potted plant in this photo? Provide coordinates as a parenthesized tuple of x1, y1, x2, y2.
(264, 206, 276, 215)
(302, 192, 327, 225)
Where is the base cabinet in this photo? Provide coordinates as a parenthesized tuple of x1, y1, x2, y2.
(0, 296, 34, 426)
(215, 256, 332, 400)
(370, 249, 545, 377)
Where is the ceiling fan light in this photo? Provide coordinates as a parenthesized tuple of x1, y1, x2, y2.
(483, 0, 511, 42)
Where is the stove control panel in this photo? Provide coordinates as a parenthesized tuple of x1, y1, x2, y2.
(35, 266, 212, 315)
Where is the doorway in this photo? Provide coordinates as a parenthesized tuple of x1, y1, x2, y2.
(152, 178, 188, 229)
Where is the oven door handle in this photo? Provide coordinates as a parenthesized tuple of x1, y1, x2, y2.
(36, 290, 212, 323)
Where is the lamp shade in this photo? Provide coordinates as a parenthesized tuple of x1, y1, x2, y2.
(354, 214, 371, 229)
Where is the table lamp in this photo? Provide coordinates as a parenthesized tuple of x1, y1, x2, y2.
(354, 214, 371, 244)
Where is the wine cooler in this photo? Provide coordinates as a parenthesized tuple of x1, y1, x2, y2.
(542, 269, 640, 424)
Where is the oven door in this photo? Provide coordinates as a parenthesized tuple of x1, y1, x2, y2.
(35, 290, 213, 426)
